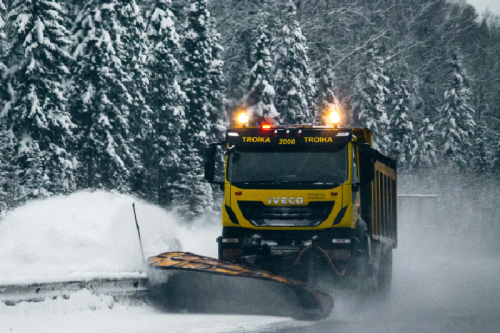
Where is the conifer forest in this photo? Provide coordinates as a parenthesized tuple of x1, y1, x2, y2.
(1, 0, 500, 233)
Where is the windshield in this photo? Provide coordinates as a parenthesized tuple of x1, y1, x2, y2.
(227, 146, 348, 189)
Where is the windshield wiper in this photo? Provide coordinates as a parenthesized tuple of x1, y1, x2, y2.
(234, 180, 281, 185)
(280, 181, 341, 186)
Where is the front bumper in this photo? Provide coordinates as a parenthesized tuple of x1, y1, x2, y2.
(217, 227, 358, 264)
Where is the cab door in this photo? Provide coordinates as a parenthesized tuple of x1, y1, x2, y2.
(352, 144, 361, 223)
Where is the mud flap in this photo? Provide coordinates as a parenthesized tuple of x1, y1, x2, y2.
(148, 252, 333, 320)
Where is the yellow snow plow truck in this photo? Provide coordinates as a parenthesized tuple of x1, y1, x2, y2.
(205, 113, 397, 291)
(147, 112, 396, 319)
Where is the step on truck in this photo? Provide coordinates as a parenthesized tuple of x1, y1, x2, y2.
(204, 112, 397, 291)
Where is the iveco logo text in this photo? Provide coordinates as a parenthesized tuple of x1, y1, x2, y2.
(268, 197, 304, 205)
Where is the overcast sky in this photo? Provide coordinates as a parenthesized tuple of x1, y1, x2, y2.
(467, 0, 500, 15)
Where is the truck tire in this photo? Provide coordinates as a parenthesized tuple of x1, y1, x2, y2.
(378, 249, 392, 293)
(353, 234, 370, 293)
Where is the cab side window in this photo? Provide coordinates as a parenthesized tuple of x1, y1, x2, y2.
(352, 146, 359, 183)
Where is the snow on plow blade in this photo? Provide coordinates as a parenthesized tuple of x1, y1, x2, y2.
(148, 252, 333, 320)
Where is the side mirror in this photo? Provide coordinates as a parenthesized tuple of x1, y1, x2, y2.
(360, 146, 375, 183)
(204, 145, 217, 183)
(204, 142, 226, 191)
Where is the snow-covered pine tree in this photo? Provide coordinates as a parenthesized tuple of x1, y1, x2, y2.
(0, 0, 14, 211)
(413, 118, 438, 171)
(6, 0, 75, 202)
(246, 10, 277, 120)
(0, 0, 5, 61)
(274, 0, 314, 125)
(117, 0, 152, 197)
(70, 0, 140, 192)
(494, 139, 500, 177)
(434, 53, 476, 170)
(182, 0, 224, 146)
(0, 116, 17, 210)
(354, 44, 391, 154)
(0, 0, 7, 106)
(176, 0, 225, 218)
(472, 120, 492, 176)
(389, 79, 416, 170)
(145, 0, 188, 206)
(316, 69, 340, 126)
(171, 142, 215, 220)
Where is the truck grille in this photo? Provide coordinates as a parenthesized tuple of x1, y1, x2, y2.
(237, 201, 335, 227)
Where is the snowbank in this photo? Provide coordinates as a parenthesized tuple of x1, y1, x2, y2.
(0, 191, 220, 285)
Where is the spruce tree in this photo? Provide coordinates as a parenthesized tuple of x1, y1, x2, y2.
(70, 0, 140, 192)
(117, 0, 152, 197)
(316, 69, 340, 126)
(0, 119, 7, 209)
(354, 44, 391, 154)
(472, 120, 492, 176)
(145, 0, 188, 206)
(171, 142, 215, 220)
(274, 0, 313, 125)
(0, 0, 5, 65)
(413, 118, 438, 171)
(6, 0, 75, 202)
(435, 53, 475, 170)
(246, 10, 277, 120)
(389, 79, 415, 169)
(493, 139, 500, 177)
(0, 117, 16, 210)
(182, 0, 224, 148)
(0, 0, 7, 106)
(0, 0, 17, 208)
(0, 0, 13, 210)
(176, 0, 225, 218)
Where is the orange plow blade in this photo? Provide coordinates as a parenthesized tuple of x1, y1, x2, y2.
(148, 252, 333, 320)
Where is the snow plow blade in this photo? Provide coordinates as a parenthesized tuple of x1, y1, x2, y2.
(148, 252, 333, 320)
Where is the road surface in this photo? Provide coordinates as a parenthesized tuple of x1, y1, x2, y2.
(266, 226, 500, 332)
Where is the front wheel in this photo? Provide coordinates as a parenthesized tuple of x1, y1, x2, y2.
(353, 234, 370, 293)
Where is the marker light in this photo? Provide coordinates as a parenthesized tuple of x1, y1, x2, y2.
(237, 113, 250, 125)
(328, 111, 341, 125)
(261, 123, 271, 130)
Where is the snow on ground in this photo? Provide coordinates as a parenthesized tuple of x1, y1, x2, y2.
(0, 190, 220, 284)
(0, 290, 298, 333)
(0, 191, 301, 333)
